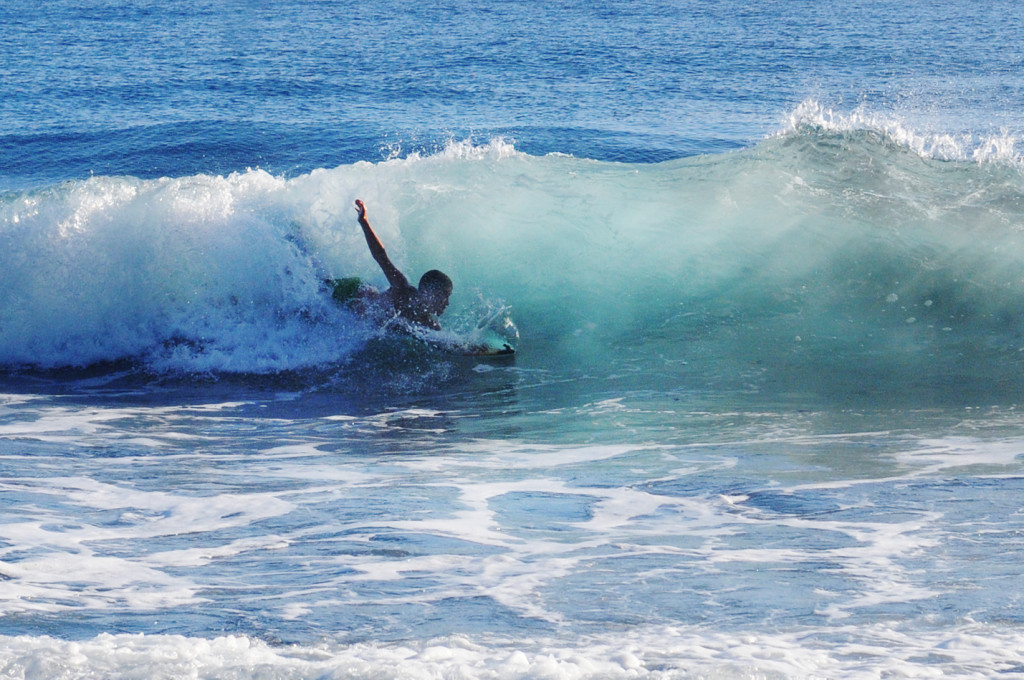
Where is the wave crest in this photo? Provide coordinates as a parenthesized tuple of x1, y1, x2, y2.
(781, 99, 1023, 166)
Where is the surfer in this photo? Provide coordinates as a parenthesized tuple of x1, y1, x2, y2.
(330, 199, 453, 331)
(328, 199, 514, 356)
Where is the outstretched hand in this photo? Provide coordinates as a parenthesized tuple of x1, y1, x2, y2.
(354, 199, 366, 220)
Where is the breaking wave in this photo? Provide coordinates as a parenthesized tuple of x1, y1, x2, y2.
(4, 107, 1024, 397)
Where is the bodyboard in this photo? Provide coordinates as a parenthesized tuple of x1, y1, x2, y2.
(412, 328, 515, 357)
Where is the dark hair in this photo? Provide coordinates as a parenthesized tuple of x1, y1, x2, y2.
(418, 269, 453, 295)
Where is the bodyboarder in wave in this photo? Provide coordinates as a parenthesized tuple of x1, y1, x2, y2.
(329, 199, 453, 332)
(327, 199, 514, 356)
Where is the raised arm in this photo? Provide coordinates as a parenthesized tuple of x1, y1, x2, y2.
(354, 199, 410, 290)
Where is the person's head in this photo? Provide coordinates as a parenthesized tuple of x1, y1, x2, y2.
(418, 269, 453, 315)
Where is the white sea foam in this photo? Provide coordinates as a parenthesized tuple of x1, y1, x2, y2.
(2, 620, 1023, 679)
(0, 465, 295, 615)
(2, 390, 1024, 680)
(893, 435, 1024, 473)
(783, 98, 1024, 166)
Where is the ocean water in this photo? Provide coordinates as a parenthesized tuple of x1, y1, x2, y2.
(3, 0, 1024, 677)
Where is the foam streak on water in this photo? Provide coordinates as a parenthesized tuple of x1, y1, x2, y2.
(0, 390, 1023, 678)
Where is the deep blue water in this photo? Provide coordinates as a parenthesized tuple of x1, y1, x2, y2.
(3, 1, 1024, 678)
(4, 0, 1023, 183)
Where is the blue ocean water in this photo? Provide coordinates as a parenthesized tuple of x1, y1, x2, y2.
(3, 1, 1024, 677)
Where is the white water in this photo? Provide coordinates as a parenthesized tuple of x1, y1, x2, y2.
(1, 391, 1023, 678)
(3, 621, 1023, 679)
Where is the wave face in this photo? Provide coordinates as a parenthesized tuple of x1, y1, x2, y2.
(4, 113, 1024, 396)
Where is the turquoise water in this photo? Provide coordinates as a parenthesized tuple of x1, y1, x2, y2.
(3, 1, 1024, 677)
